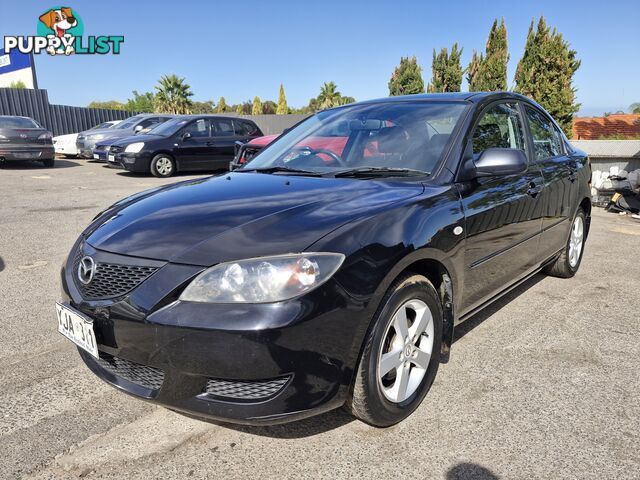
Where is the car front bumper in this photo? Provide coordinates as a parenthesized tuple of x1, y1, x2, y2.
(0, 144, 54, 161)
(61, 242, 362, 425)
(116, 152, 152, 173)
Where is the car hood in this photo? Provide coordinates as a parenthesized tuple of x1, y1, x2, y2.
(85, 172, 424, 266)
(53, 133, 78, 141)
(112, 134, 164, 146)
(82, 128, 131, 139)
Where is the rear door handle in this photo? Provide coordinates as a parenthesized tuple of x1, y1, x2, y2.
(206, 141, 215, 146)
(527, 182, 543, 197)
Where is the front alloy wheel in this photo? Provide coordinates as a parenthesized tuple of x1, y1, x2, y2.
(350, 273, 442, 426)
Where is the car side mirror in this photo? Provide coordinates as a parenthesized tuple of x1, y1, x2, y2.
(473, 148, 528, 177)
(182, 132, 192, 141)
(134, 125, 143, 132)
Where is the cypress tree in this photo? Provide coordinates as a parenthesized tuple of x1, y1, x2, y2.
(514, 17, 581, 136)
(216, 96, 228, 113)
(276, 84, 288, 114)
(388, 56, 425, 96)
(427, 43, 464, 92)
(468, 18, 509, 91)
(252, 96, 262, 115)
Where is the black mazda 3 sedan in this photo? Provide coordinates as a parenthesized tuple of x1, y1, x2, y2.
(58, 92, 591, 426)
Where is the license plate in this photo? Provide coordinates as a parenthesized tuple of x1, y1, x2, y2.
(15, 152, 38, 159)
(108, 154, 115, 163)
(56, 302, 99, 358)
(93, 154, 99, 159)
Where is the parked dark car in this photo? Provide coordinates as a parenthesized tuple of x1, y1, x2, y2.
(0, 115, 54, 167)
(58, 92, 591, 427)
(76, 114, 174, 158)
(106, 115, 263, 177)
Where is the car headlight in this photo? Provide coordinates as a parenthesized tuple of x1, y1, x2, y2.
(180, 253, 345, 303)
(125, 142, 145, 153)
(89, 134, 105, 141)
(38, 132, 52, 140)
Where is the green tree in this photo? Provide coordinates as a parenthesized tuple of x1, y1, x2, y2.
(252, 96, 263, 115)
(630, 103, 640, 114)
(154, 74, 193, 114)
(9, 80, 26, 89)
(263, 100, 277, 114)
(216, 96, 228, 113)
(125, 90, 155, 112)
(276, 84, 288, 114)
(427, 43, 463, 92)
(190, 100, 216, 114)
(468, 18, 509, 91)
(88, 100, 125, 110)
(235, 104, 244, 114)
(514, 17, 581, 136)
(388, 56, 425, 96)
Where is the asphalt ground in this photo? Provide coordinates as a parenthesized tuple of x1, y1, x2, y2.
(0, 157, 638, 479)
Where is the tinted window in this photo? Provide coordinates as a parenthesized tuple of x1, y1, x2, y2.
(234, 120, 259, 136)
(0, 116, 40, 128)
(115, 116, 142, 129)
(242, 101, 467, 174)
(182, 119, 211, 138)
(525, 106, 563, 160)
(472, 103, 525, 156)
(213, 119, 235, 136)
(138, 117, 161, 129)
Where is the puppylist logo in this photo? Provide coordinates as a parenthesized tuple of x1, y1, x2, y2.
(4, 7, 124, 56)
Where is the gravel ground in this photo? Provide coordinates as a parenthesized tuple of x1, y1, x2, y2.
(0, 158, 638, 480)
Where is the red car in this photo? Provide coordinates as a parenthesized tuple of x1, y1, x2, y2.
(230, 132, 383, 170)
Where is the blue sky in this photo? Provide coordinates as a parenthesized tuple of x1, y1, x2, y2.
(1, 0, 638, 116)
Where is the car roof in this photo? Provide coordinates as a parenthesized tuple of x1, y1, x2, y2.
(352, 91, 532, 105)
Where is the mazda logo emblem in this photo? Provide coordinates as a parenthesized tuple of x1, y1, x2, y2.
(78, 256, 96, 285)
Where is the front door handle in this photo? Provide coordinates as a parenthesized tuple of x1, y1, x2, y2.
(206, 141, 215, 146)
(527, 182, 543, 197)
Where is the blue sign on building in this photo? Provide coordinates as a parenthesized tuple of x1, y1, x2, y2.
(0, 48, 38, 88)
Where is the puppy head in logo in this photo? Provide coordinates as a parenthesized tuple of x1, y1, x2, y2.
(77, 256, 96, 285)
(37, 6, 84, 55)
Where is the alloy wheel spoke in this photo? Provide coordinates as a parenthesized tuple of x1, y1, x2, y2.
(393, 364, 410, 402)
(393, 307, 409, 341)
(380, 349, 403, 377)
(408, 305, 431, 340)
(412, 348, 431, 370)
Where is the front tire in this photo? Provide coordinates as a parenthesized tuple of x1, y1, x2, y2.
(349, 273, 442, 427)
(42, 159, 55, 168)
(544, 208, 586, 278)
(150, 154, 175, 178)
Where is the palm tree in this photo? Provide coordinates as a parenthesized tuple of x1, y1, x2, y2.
(317, 82, 343, 109)
(154, 74, 194, 114)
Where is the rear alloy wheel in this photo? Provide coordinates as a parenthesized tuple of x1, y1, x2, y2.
(349, 273, 442, 426)
(544, 208, 586, 278)
(150, 154, 175, 178)
(42, 159, 55, 168)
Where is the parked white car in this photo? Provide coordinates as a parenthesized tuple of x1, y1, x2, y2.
(53, 120, 122, 157)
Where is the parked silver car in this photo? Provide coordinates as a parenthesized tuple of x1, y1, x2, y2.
(0, 115, 54, 167)
(76, 114, 174, 158)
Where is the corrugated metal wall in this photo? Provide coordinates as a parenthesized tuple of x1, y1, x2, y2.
(0, 88, 311, 137)
(0, 88, 137, 136)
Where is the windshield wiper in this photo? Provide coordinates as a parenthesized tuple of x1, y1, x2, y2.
(332, 167, 429, 178)
(238, 166, 324, 177)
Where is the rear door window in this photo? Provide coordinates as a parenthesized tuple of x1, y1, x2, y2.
(524, 106, 563, 161)
(234, 120, 259, 136)
(213, 119, 235, 137)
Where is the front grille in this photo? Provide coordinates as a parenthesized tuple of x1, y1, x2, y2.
(73, 254, 158, 300)
(203, 376, 290, 401)
(95, 352, 164, 390)
(110, 145, 124, 154)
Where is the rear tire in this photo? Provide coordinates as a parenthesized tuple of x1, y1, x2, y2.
(544, 208, 586, 278)
(42, 159, 55, 168)
(150, 154, 175, 178)
(349, 273, 442, 427)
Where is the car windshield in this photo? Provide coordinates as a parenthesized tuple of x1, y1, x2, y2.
(0, 117, 40, 128)
(241, 101, 467, 175)
(114, 117, 142, 130)
(147, 118, 192, 136)
(91, 121, 118, 130)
